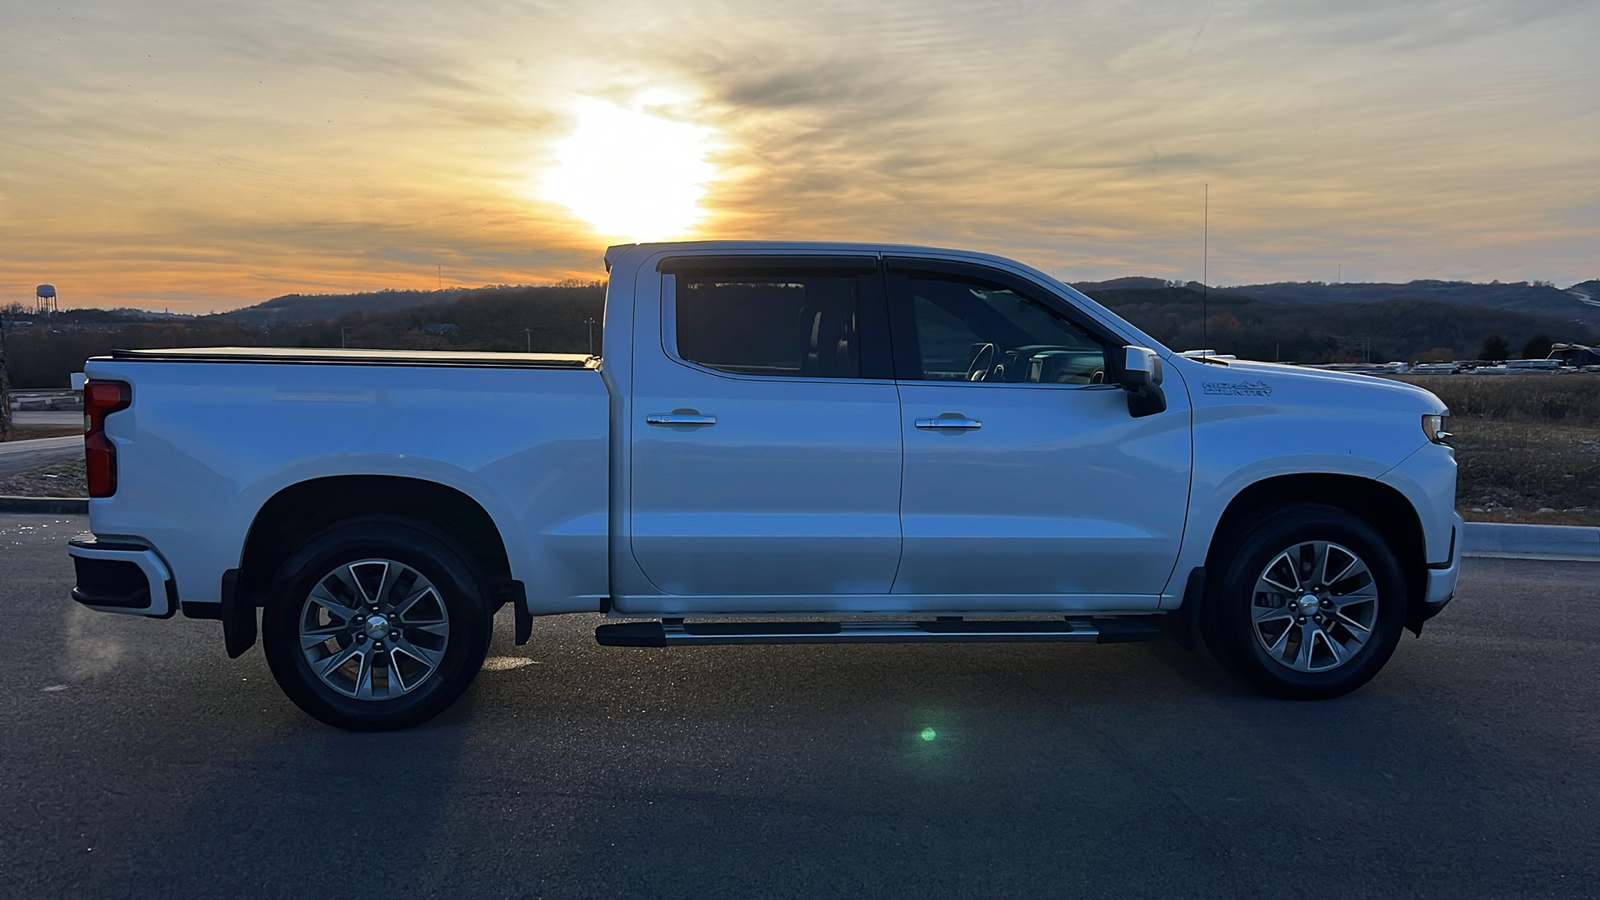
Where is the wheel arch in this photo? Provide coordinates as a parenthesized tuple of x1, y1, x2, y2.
(237, 475, 518, 614)
(1202, 473, 1429, 635)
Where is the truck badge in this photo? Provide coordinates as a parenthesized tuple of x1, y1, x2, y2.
(1202, 380, 1274, 397)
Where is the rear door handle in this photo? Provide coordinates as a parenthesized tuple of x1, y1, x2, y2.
(647, 413, 717, 427)
(914, 416, 982, 431)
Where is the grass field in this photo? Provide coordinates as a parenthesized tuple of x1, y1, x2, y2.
(0, 458, 86, 497)
(1391, 374, 1600, 526)
(5, 424, 80, 441)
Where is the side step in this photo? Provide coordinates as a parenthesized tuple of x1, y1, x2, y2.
(595, 616, 1164, 648)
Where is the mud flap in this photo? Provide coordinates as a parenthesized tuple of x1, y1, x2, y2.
(220, 569, 258, 659)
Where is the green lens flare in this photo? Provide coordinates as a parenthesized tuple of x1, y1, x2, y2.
(920, 727, 938, 742)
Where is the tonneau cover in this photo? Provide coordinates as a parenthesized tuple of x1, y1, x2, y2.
(104, 346, 597, 369)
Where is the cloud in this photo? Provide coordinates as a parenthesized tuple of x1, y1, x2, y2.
(1, 0, 1597, 309)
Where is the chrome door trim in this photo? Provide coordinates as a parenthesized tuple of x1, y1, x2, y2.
(914, 417, 983, 431)
(646, 413, 717, 426)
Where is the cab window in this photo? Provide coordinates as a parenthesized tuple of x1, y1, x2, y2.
(906, 274, 1107, 384)
(675, 274, 860, 379)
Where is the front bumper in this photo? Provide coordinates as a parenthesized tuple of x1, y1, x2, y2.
(69, 534, 177, 618)
(1418, 512, 1464, 624)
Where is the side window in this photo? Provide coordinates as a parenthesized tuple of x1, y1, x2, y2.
(907, 275, 1107, 384)
(675, 274, 860, 378)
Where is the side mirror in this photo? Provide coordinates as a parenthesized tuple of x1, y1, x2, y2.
(1114, 346, 1167, 418)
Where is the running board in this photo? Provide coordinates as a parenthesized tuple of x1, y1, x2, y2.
(595, 617, 1164, 648)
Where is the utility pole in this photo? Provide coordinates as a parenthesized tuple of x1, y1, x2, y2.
(524, 328, 532, 353)
(586, 317, 596, 356)
(1202, 183, 1209, 353)
(0, 309, 12, 442)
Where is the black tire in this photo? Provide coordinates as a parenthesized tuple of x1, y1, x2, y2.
(262, 520, 492, 731)
(1202, 503, 1406, 700)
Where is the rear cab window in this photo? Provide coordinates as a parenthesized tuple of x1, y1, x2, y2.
(662, 256, 892, 380)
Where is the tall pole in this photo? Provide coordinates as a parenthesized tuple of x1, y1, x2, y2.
(1202, 183, 1209, 353)
(525, 328, 532, 353)
(586, 318, 596, 356)
(0, 309, 12, 442)
(438, 265, 443, 291)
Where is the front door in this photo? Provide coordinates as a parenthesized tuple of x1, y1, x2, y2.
(886, 258, 1192, 606)
(627, 256, 904, 608)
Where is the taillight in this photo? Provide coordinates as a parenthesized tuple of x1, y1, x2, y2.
(84, 381, 131, 498)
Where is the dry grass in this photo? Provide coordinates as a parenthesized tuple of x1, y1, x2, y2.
(1392, 374, 1600, 526)
(1397, 374, 1600, 425)
(0, 457, 87, 498)
(5, 424, 81, 441)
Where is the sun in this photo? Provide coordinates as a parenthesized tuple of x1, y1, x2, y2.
(542, 96, 717, 241)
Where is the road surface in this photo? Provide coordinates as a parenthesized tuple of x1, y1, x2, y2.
(2, 513, 1597, 898)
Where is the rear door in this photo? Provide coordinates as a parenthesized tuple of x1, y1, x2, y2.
(886, 258, 1192, 606)
(627, 255, 904, 608)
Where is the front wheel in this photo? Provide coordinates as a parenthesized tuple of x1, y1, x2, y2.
(1203, 504, 1407, 700)
(262, 521, 492, 731)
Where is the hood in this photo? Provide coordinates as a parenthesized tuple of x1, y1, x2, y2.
(1177, 358, 1448, 415)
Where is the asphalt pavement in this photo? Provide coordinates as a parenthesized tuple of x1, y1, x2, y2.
(3, 512, 1598, 899)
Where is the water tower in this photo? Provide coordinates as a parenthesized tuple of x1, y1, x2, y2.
(36, 284, 58, 315)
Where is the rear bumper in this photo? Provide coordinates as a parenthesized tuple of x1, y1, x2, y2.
(69, 535, 177, 618)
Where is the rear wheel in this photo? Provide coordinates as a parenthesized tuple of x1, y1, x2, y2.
(262, 521, 492, 731)
(1204, 504, 1406, 700)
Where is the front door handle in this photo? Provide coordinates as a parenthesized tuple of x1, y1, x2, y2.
(647, 412, 717, 427)
(914, 416, 982, 431)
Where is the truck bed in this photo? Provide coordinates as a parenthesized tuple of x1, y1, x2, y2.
(108, 347, 596, 369)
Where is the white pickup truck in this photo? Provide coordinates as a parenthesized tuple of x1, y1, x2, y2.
(70, 242, 1461, 730)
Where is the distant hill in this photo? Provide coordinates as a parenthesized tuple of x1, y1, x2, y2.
(215, 288, 474, 325)
(1084, 279, 1600, 328)
(8, 274, 1599, 388)
(217, 275, 1600, 329)
(1075, 284, 1596, 363)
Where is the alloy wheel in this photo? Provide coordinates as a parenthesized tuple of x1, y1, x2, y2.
(1250, 541, 1379, 673)
(297, 558, 451, 700)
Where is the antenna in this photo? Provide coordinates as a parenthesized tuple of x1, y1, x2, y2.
(1202, 184, 1209, 352)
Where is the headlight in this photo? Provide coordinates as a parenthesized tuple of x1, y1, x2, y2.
(1422, 413, 1452, 445)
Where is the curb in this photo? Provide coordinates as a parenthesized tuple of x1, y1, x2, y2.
(0, 496, 89, 514)
(1462, 522, 1600, 561)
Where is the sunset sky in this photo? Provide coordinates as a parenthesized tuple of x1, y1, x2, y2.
(2, 0, 1597, 312)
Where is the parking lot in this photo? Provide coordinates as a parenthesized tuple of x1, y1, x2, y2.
(4, 512, 1598, 898)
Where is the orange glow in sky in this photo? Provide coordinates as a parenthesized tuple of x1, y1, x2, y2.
(1, 0, 1597, 312)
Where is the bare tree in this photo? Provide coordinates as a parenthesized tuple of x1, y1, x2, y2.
(0, 319, 12, 441)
